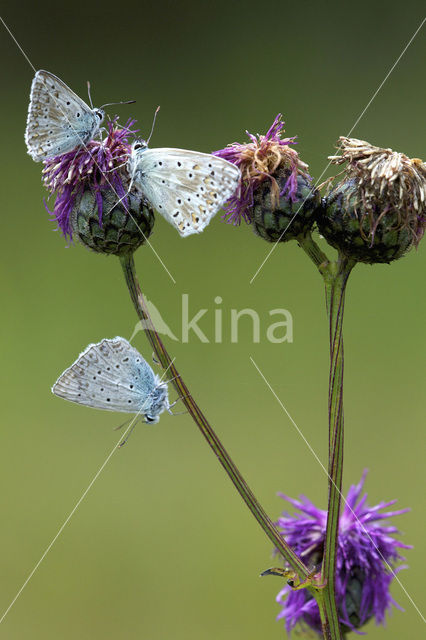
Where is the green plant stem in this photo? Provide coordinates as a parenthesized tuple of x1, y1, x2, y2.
(299, 233, 355, 640)
(119, 252, 309, 578)
(297, 231, 331, 275)
(321, 256, 353, 638)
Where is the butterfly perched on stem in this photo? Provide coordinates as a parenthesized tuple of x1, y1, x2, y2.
(52, 337, 169, 424)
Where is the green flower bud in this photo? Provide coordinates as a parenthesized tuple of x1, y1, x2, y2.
(70, 188, 155, 257)
(251, 167, 320, 243)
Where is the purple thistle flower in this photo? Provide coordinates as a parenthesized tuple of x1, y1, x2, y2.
(213, 114, 310, 225)
(43, 118, 137, 239)
(275, 471, 411, 636)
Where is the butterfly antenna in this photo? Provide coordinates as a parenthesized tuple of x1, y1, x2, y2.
(114, 417, 132, 431)
(100, 99, 137, 109)
(118, 420, 139, 448)
(146, 106, 161, 145)
(87, 80, 94, 109)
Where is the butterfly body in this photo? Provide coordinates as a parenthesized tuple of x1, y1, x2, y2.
(128, 141, 240, 236)
(25, 70, 104, 162)
(52, 337, 169, 424)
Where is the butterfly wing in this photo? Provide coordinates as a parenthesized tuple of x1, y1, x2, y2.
(52, 337, 159, 414)
(25, 70, 102, 162)
(132, 148, 240, 237)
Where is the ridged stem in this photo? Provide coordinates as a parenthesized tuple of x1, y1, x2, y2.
(321, 256, 354, 637)
(299, 234, 355, 639)
(119, 252, 309, 577)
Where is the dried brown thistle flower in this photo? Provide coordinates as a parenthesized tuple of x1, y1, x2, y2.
(319, 137, 426, 263)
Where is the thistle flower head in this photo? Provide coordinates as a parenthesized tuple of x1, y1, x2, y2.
(213, 114, 310, 225)
(322, 138, 426, 259)
(275, 471, 411, 636)
(43, 118, 137, 240)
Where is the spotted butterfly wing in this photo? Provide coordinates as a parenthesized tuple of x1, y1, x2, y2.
(52, 337, 167, 415)
(129, 146, 240, 236)
(25, 69, 104, 162)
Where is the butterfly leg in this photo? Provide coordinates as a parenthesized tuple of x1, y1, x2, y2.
(162, 374, 183, 385)
(168, 408, 189, 417)
(107, 164, 136, 212)
(167, 395, 190, 417)
(104, 159, 129, 173)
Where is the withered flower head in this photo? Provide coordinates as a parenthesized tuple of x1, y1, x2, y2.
(319, 137, 426, 263)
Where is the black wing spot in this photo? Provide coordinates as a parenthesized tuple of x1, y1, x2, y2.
(98, 370, 101, 374)
(106, 398, 110, 402)
(189, 173, 193, 178)
(177, 161, 182, 167)
(159, 161, 163, 166)
(177, 199, 182, 204)
(123, 357, 129, 362)
(115, 364, 120, 369)
(66, 101, 70, 105)
(129, 384, 134, 389)
(101, 387, 104, 391)
(93, 376, 96, 380)
(128, 400, 132, 404)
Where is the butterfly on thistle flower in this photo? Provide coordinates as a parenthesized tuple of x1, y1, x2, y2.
(126, 140, 241, 237)
(52, 337, 170, 424)
(25, 70, 134, 162)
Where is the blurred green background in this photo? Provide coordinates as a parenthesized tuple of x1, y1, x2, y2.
(0, 1, 425, 638)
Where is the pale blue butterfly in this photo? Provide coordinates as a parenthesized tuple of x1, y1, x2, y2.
(127, 140, 241, 237)
(25, 69, 105, 162)
(52, 337, 169, 424)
